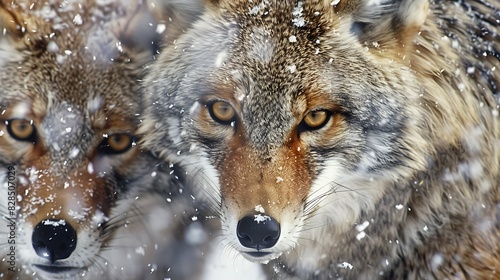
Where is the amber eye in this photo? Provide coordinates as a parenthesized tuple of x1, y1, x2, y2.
(300, 110, 331, 131)
(99, 133, 134, 154)
(6, 119, 36, 142)
(208, 101, 236, 125)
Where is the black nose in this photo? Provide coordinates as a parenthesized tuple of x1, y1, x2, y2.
(236, 215, 280, 250)
(32, 219, 77, 263)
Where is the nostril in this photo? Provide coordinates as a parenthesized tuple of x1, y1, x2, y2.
(264, 234, 279, 244)
(238, 233, 253, 244)
(236, 215, 280, 250)
(32, 219, 77, 263)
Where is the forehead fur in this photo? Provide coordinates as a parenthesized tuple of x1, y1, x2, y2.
(0, 0, 147, 118)
(200, 1, 369, 151)
(140, 0, 421, 159)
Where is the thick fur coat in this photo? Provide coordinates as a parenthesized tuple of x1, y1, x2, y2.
(141, 0, 500, 279)
(0, 0, 206, 279)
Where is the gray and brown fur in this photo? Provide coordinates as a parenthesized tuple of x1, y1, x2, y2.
(141, 0, 499, 279)
(0, 0, 206, 279)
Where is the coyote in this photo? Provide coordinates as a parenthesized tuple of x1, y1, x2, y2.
(0, 0, 204, 279)
(141, 0, 500, 278)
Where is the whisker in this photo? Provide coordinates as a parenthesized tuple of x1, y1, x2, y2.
(183, 165, 223, 217)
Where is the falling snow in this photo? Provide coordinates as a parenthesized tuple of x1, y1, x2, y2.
(255, 204, 265, 213)
(73, 14, 83, 25)
(69, 147, 80, 158)
(292, 1, 306, 27)
(356, 231, 366, 240)
(337, 262, 354, 269)
(87, 162, 94, 174)
(249, 1, 267, 15)
(287, 64, 297, 73)
(355, 221, 370, 232)
(156, 23, 166, 34)
(135, 247, 145, 256)
(68, 209, 87, 221)
(0, 0, 498, 279)
(254, 214, 271, 223)
(43, 219, 66, 227)
(47, 41, 59, 53)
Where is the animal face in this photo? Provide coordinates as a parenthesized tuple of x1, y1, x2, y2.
(0, 0, 167, 278)
(141, 0, 432, 266)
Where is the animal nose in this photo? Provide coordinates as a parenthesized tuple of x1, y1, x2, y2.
(32, 219, 77, 263)
(237, 215, 280, 250)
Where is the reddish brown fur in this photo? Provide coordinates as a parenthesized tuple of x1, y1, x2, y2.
(220, 135, 312, 219)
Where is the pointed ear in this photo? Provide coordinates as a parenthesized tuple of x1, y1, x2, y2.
(335, 0, 429, 54)
(147, 0, 203, 45)
(119, 0, 203, 50)
(0, 2, 28, 66)
(0, 2, 45, 49)
(117, 2, 161, 55)
(116, 0, 203, 65)
(0, 2, 25, 41)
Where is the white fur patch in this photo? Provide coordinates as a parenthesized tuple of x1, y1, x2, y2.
(355, 0, 394, 22)
(10, 102, 30, 119)
(357, 132, 393, 172)
(400, 0, 429, 27)
(215, 50, 228, 67)
(248, 27, 274, 63)
(200, 236, 266, 280)
(181, 153, 222, 206)
(304, 158, 364, 233)
(167, 117, 183, 145)
(0, 39, 25, 67)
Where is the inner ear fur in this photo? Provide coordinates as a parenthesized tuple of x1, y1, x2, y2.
(116, 2, 160, 53)
(0, 2, 25, 40)
(0, 2, 48, 51)
(115, 0, 203, 63)
(335, 0, 429, 53)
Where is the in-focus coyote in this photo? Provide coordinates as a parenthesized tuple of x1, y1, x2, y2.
(141, 0, 500, 278)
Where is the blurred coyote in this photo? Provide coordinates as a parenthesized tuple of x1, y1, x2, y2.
(0, 0, 205, 279)
(141, 0, 500, 278)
